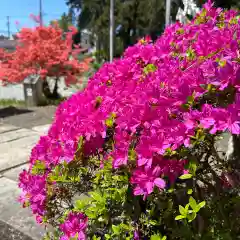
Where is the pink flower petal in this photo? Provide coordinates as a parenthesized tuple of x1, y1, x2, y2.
(154, 178, 166, 189)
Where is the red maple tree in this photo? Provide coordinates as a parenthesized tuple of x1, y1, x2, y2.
(0, 23, 91, 98)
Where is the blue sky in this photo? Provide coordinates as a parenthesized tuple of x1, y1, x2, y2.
(0, 0, 69, 36)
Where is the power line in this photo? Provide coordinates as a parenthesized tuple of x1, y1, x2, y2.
(0, 13, 65, 22)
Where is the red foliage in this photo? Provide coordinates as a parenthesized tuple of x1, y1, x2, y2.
(0, 24, 91, 85)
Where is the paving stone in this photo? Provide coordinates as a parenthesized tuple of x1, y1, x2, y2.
(0, 220, 33, 240)
(0, 135, 40, 172)
(0, 177, 45, 240)
(0, 124, 20, 134)
(3, 164, 30, 182)
(0, 128, 39, 144)
(32, 124, 51, 135)
(215, 132, 231, 158)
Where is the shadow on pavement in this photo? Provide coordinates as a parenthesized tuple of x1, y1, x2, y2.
(0, 107, 33, 118)
(0, 220, 33, 240)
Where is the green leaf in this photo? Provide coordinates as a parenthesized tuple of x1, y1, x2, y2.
(162, 237, 167, 240)
(112, 225, 120, 235)
(189, 197, 198, 211)
(198, 201, 206, 209)
(75, 200, 86, 210)
(187, 95, 194, 105)
(185, 203, 190, 212)
(149, 220, 158, 226)
(129, 148, 137, 161)
(105, 113, 116, 128)
(189, 161, 197, 174)
(89, 192, 103, 202)
(85, 208, 97, 219)
(105, 118, 113, 127)
(187, 189, 193, 195)
(120, 223, 131, 230)
(150, 235, 161, 240)
(104, 234, 111, 240)
(92, 236, 101, 240)
(31, 160, 46, 175)
(143, 64, 157, 75)
(179, 205, 186, 216)
(98, 216, 105, 222)
(77, 136, 84, 150)
(179, 174, 193, 180)
(175, 215, 185, 220)
(187, 212, 197, 222)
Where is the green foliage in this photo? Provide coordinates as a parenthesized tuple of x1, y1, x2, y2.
(143, 64, 157, 75)
(175, 197, 206, 223)
(179, 173, 193, 180)
(84, 58, 105, 79)
(31, 160, 46, 175)
(71, 158, 137, 239)
(0, 98, 25, 107)
(66, 0, 167, 56)
(50, 12, 73, 32)
(150, 234, 167, 240)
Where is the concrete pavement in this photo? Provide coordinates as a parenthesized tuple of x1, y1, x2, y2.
(0, 123, 51, 240)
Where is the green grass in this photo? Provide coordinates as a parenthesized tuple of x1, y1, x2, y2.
(38, 97, 67, 106)
(0, 99, 25, 107)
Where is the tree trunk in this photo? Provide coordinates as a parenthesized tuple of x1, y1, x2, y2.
(52, 77, 60, 99)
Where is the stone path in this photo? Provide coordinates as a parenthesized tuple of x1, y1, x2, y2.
(0, 105, 56, 129)
(0, 123, 51, 240)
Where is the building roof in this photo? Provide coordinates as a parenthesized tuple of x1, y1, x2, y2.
(0, 40, 18, 51)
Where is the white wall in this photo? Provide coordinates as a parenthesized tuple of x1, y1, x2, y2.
(0, 84, 24, 101)
(0, 76, 89, 101)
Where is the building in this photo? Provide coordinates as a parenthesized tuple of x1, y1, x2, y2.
(80, 29, 97, 54)
(0, 39, 18, 52)
(80, 29, 92, 49)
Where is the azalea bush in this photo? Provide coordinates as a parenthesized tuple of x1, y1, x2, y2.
(0, 22, 91, 98)
(19, 2, 240, 239)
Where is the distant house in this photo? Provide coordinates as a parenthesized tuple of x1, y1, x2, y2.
(0, 39, 18, 52)
(80, 29, 92, 49)
(80, 29, 96, 53)
(0, 35, 9, 40)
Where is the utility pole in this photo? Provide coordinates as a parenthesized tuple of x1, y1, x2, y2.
(165, 0, 171, 27)
(39, 0, 43, 26)
(7, 16, 10, 39)
(69, 7, 75, 25)
(109, 0, 114, 62)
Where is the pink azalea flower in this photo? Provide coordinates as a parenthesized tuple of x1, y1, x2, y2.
(17, 2, 240, 227)
(131, 166, 166, 198)
(36, 215, 43, 224)
(60, 212, 88, 240)
(134, 230, 140, 240)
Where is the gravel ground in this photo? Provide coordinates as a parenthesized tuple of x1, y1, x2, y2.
(0, 105, 57, 129)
